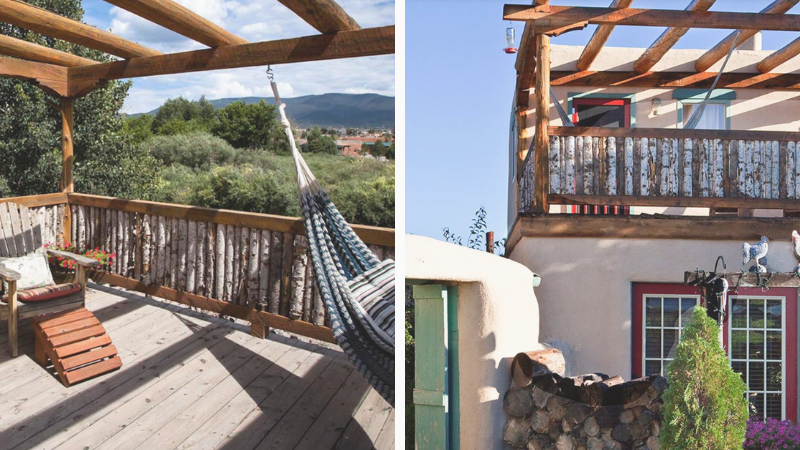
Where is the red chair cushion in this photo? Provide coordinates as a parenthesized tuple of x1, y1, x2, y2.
(1, 283, 82, 303)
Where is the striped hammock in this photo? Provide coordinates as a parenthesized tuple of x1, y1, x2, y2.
(271, 81, 395, 406)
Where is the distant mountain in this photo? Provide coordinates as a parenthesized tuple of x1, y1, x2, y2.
(134, 93, 394, 129)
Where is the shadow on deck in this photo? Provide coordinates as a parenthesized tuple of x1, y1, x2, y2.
(0, 284, 394, 450)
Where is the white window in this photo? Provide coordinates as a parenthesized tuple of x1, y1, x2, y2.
(682, 103, 726, 130)
(729, 296, 785, 420)
(643, 295, 699, 377)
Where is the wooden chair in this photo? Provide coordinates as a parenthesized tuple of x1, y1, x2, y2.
(0, 202, 99, 357)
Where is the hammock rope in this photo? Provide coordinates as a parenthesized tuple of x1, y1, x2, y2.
(684, 30, 741, 130)
(268, 68, 395, 406)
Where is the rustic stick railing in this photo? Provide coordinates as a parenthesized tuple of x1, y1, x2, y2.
(0, 192, 395, 343)
(519, 126, 800, 213)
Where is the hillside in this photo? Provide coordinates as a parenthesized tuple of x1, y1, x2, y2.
(136, 93, 394, 129)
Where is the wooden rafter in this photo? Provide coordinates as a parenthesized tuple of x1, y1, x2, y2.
(550, 69, 800, 91)
(633, 0, 716, 74)
(0, 0, 161, 59)
(67, 25, 395, 97)
(575, 0, 633, 72)
(0, 34, 97, 67)
(758, 36, 800, 73)
(101, 0, 247, 48)
(695, 0, 800, 72)
(0, 57, 67, 96)
(503, 5, 800, 32)
(278, 0, 361, 34)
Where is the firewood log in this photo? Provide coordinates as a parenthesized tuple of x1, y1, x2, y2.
(504, 387, 535, 417)
(511, 349, 566, 387)
(503, 417, 531, 448)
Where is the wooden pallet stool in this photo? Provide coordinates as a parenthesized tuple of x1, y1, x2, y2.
(32, 307, 122, 387)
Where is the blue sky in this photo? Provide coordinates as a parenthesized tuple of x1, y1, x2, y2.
(78, 0, 395, 113)
(406, 0, 800, 245)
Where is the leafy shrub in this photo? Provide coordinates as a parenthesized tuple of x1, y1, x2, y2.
(212, 100, 286, 151)
(744, 418, 800, 450)
(661, 306, 748, 450)
(304, 126, 338, 154)
(143, 132, 236, 170)
(0, 177, 10, 198)
(152, 96, 215, 134)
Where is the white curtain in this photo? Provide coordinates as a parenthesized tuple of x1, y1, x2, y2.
(685, 103, 725, 130)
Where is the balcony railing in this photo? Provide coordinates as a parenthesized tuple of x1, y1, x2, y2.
(520, 126, 800, 214)
(1, 192, 394, 342)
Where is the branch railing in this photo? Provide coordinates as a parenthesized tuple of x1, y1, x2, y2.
(520, 126, 800, 213)
(0, 193, 395, 343)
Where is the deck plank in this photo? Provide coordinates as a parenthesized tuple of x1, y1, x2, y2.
(0, 285, 392, 450)
(334, 383, 394, 450)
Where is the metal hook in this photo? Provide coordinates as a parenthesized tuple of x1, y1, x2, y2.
(714, 255, 726, 273)
(266, 65, 274, 82)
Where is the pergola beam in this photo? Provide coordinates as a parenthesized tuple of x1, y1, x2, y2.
(0, 57, 68, 96)
(576, 0, 633, 72)
(101, 0, 248, 48)
(67, 25, 395, 97)
(550, 70, 800, 91)
(633, 0, 716, 74)
(503, 5, 800, 31)
(695, 0, 800, 73)
(0, 0, 161, 59)
(0, 34, 97, 67)
(758, 36, 800, 73)
(277, 0, 361, 33)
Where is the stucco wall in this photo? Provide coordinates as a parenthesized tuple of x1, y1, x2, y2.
(509, 237, 797, 378)
(406, 235, 543, 450)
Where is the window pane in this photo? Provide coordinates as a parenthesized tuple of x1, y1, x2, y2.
(646, 329, 661, 358)
(750, 331, 765, 360)
(767, 394, 782, 420)
(766, 300, 782, 329)
(750, 299, 765, 328)
(731, 330, 748, 359)
(664, 329, 678, 359)
(766, 331, 782, 360)
(731, 298, 747, 328)
(645, 360, 661, 377)
(663, 298, 679, 327)
(767, 362, 782, 391)
(576, 103, 626, 128)
(750, 362, 765, 391)
(732, 361, 747, 384)
(684, 103, 725, 130)
(750, 393, 765, 419)
(646, 298, 661, 327)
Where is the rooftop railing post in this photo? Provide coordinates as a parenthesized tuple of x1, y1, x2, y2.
(533, 32, 551, 214)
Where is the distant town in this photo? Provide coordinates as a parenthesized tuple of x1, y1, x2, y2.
(297, 127, 395, 160)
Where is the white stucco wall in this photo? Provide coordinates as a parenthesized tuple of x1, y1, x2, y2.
(406, 235, 542, 450)
(509, 237, 798, 378)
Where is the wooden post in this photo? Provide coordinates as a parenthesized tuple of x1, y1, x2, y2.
(7, 280, 17, 357)
(61, 97, 74, 244)
(533, 33, 551, 213)
(486, 231, 494, 254)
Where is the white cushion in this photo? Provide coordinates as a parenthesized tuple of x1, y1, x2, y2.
(0, 253, 55, 291)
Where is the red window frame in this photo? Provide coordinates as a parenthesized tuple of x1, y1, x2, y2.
(631, 282, 797, 422)
(571, 98, 632, 128)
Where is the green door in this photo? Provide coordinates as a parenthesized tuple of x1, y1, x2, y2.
(413, 284, 460, 450)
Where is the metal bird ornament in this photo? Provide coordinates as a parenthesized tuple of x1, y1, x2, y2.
(793, 230, 800, 273)
(742, 236, 769, 273)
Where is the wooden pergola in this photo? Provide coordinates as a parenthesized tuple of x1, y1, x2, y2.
(504, 0, 800, 214)
(0, 0, 394, 231)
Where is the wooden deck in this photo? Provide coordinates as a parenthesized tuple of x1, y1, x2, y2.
(0, 284, 394, 450)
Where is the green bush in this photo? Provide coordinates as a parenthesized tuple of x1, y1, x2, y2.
(304, 126, 338, 154)
(143, 132, 237, 170)
(152, 96, 215, 135)
(661, 306, 748, 450)
(212, 100, 287, 151)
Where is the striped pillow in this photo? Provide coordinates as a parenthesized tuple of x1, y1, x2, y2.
(348, 259, 395, 352)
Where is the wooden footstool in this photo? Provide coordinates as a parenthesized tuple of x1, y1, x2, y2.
(32, 307, 122, 387)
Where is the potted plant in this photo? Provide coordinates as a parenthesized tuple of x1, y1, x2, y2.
(44, 242, 115, 284)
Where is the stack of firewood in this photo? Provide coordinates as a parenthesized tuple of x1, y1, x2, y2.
(503, 351, 667, 450)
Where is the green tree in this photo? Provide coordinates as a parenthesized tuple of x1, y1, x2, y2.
(122, 114, 154, 145)
(0, 0, 159, 200)
(144, 132, 236, 170)
(661, 307, 748, 450)
(152, 96, 216, 135)
(212, 100, 285, 151)
(305, 126, 338, 154)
